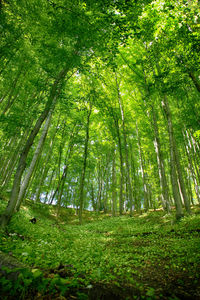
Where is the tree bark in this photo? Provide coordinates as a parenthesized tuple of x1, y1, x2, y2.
(162, 96, 184, 219)
(0, 67, 69, 227)
(115, 73, 133, 215)
(15, 110, 53, 211)
(78, 104, 92, 224)
(136, 122, 149, 212)
(183, 130, 200, 203)
(45, 167, 56, 204)
(56, 140, 75, 216)
(151, 106, 171, 213)
(0, 128, 30, 192)
(112, 148, 117, 217)
(114, 116, 124, 215)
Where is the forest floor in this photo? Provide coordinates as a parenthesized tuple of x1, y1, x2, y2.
(0, 199, 200, 300)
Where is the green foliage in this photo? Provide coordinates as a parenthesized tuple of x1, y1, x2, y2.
(0, 201, 200, 299)
(0, 0, 200, 296)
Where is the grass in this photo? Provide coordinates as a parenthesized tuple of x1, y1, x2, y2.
(0, 199, 200, 299)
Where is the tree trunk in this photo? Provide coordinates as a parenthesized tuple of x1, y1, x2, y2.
(33, 143, 53, 203)
(0, 128, 30, 192)
(34, 116, 62, 203)
(173, 138, 191, 214)
(103, 155, 110, 213)
(136, 122, 149, 212)
(151, 106, 171, 213)
(91, 182, 97, 211)
(112, 148, 117, 217)
(130, 145, 140, 213)
(162, 96, 184, 219)
(115, 73, 133, 216)
(186, 130, 200, 184)
(183, 130, 200, 203)
(0, 67, 69, 227)
(78, 104, 92, 224)
(56, 141, 75, 216)
(15, 111, 53, 211)
(45, 167, 56, 204)
(114, 117, 124, 215)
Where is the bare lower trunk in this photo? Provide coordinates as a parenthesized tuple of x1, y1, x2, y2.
(130, 145, 140, 213)
(45, 168, 56, 204)
(78, 105, 92, 224)
(0, 67, 69, 227)
(0, 128, 30, 192)
(112, 148, 117, 217)
(91, 182, 96, 211)
(114, 117, 124, 215)
(152, 106, 171, 213)
(162, 96, 183, 219)
(56, 141, 75, 215)
(116, 73, 133, 216)
(16, 111, 53, 211)
(183, 130, 200, 203)
(136, 122, 148, 212)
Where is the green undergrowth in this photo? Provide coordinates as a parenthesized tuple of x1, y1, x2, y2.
(0, 200, 200, 299)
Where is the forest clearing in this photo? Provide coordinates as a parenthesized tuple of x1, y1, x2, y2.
(0, 0, 200, 299)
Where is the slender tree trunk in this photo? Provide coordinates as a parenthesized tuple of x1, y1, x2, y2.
(51, 123, 78, 212)
(185, 169, 194, 205)
(183, 130, 200, 203)
(91, 182, 96, 211)
(15, 111, 53, 211)
(103, 155, 110, 213)
(112, 148, 117, 217)
(186, 130, 200, 184)
(130, 145, 140, 213)
(33, 142, 53, 203)
(0, 67, 69, 227)
(173, 138, 191, 214)
(78, 104, 92, 224)
(115, 73, 133, 215)
(114, 116, 124, 215)
(0, 128, 30, 191)
(35, 118, 62, 202)
(45, 167, 56, 204)
(136, 122, 148, 212)
(97, 172, 103, 212)
(25, 154, 41, 201)
(151, 106, 171, 213)
(162, 96, 184, 219)
(49, 168, 60, 205)
(56, 142, 75, 216)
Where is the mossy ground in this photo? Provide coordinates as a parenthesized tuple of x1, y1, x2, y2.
(0, 199, 200, 299)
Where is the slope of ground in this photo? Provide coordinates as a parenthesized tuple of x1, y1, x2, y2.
(0, 200, 200, 299)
